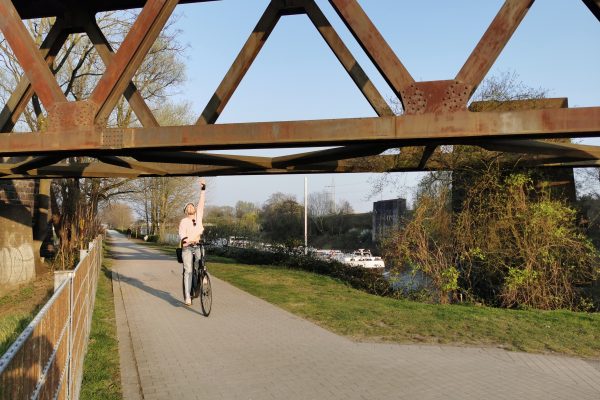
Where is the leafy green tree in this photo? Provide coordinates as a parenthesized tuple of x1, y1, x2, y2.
(260, 193, 303, 246)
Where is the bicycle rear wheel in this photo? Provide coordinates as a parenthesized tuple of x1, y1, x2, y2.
(200, 272, 212, 316)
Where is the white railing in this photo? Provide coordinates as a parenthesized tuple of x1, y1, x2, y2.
(0, 235, 103, 400)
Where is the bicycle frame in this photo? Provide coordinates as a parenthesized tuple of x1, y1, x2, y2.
(182, 243, 212, 316)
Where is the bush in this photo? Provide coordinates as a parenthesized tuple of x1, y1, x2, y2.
(457, 171, 599, 310)
(382, 166, 600, 311)
(145, 235, 159, 243)
(209, 246, 395, 297)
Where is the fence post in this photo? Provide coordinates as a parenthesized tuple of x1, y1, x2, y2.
(54, 267, 74, 398)
(54, 270, 74, 292)
(68, 269, 74, 400)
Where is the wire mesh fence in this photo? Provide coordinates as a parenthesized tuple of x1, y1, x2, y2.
(0, 235, 103, 400)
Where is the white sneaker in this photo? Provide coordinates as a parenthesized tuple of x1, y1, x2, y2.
(185, 298, 192, 306)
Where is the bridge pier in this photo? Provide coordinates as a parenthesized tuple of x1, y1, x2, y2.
(0, 180, 43, 295)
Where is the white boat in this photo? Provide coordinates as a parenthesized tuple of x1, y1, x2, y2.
(337, 249, 385, 269)
(314, 249, 344, 261)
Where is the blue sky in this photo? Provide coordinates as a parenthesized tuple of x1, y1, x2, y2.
(170, 0, 600, 212)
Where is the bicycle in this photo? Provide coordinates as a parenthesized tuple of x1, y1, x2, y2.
(181, 242, 212, 316)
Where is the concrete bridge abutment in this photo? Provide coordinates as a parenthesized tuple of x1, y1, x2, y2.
(0, 179, 47, 295)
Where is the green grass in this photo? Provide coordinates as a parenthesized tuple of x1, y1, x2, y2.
(209, 260, 600, 359)
(136, 240, 600, 359)
(80, 252, 122, 400)
(0, 275, 53, 356)
(0, 314, 33, 355)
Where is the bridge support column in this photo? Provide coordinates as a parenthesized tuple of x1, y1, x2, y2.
(0, 180, 37, 295)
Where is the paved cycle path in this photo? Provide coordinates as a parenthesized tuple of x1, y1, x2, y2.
(107, 231, 600, 400)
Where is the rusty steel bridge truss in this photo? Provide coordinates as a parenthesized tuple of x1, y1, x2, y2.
(0, 0, 600, 179)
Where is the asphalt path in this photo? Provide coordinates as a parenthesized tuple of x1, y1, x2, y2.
(108, 231, 600, 400)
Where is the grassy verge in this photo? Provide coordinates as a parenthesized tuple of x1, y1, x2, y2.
(209, 260, 600, 358)
(138, 240, 600, 359)
(80, 248, 122, 400)
(0, 272, 54, 356)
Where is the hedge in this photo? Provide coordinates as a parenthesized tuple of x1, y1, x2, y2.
(209, 246, 396, 298)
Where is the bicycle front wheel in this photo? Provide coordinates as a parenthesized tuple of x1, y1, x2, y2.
(200, 272, 212, 316)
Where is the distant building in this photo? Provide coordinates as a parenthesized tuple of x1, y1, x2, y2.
(372, 198, 407, 242)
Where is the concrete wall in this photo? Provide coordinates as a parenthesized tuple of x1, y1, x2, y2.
(372, 198, 407, 242)
(0, 180, 36, 294)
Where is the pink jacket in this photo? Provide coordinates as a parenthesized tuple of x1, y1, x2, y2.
(178, 189, 206, 246)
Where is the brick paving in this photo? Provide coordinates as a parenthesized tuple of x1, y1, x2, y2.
(108, 231, 600, 400)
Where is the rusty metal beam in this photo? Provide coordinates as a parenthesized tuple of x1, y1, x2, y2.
(0, 0, 67, 109)
(0, 0, 598, 182)
(1, 150, 593, 179)
(0, 18, 68, 132)
(271, 144, 390, 168)
(467, 96, 597, 166)
(417, 145, 437, 169)
(1, 107, 600, 155)
(132, 146, 391, 169)
(542, 160, 600, 168)
(328, 0, 414, 106)
(457, 0, 534, 96)
(0, 161, 241, 179)
(12, 1, 220, 20)
(9, 155, 65, 173)
(479, 140, 600, 159)
(90, 0, 178, 124)
(95, 156, 168, 175)
(304, 0, 393, 117)
(132, 151, 273, 168)
(196, 0, 282, 125)
(85, 19, 159, 128)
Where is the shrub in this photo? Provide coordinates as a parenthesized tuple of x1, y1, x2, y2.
(381, 190, 458, 304)
(456, 170, 599, 310)
(145, 235, 159, 243)
(209, 246, 395, 297)
(382, 165, 600, 311)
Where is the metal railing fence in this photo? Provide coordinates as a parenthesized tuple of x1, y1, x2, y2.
(0, 235, 103, 400)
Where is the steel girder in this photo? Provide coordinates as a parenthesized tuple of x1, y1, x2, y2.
(0, 0, 599, 179)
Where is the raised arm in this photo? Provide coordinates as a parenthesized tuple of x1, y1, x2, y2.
(196, 178, 206, 223)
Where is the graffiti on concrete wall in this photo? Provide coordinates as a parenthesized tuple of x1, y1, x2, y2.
(0, 233, 35, 286)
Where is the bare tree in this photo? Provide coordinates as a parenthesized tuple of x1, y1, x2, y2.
(0, 13, 188, 266)
(308, 191, 332, 234)
(100, 202, 133, 230)
(473, 70, 548, 103)
(131, 176, 198, 238)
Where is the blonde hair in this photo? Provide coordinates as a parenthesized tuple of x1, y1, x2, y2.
(183, 203, 195, 214)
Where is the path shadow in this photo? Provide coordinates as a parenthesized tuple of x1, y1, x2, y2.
(106, 241, 169, 260)
(105, 232, 174, 262)
(0, 334, 61, 399)
(106, 230, 206, 316)
(114, 270, 205, 317)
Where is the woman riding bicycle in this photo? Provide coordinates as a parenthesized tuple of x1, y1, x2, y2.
(178, 178, 206, 306)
